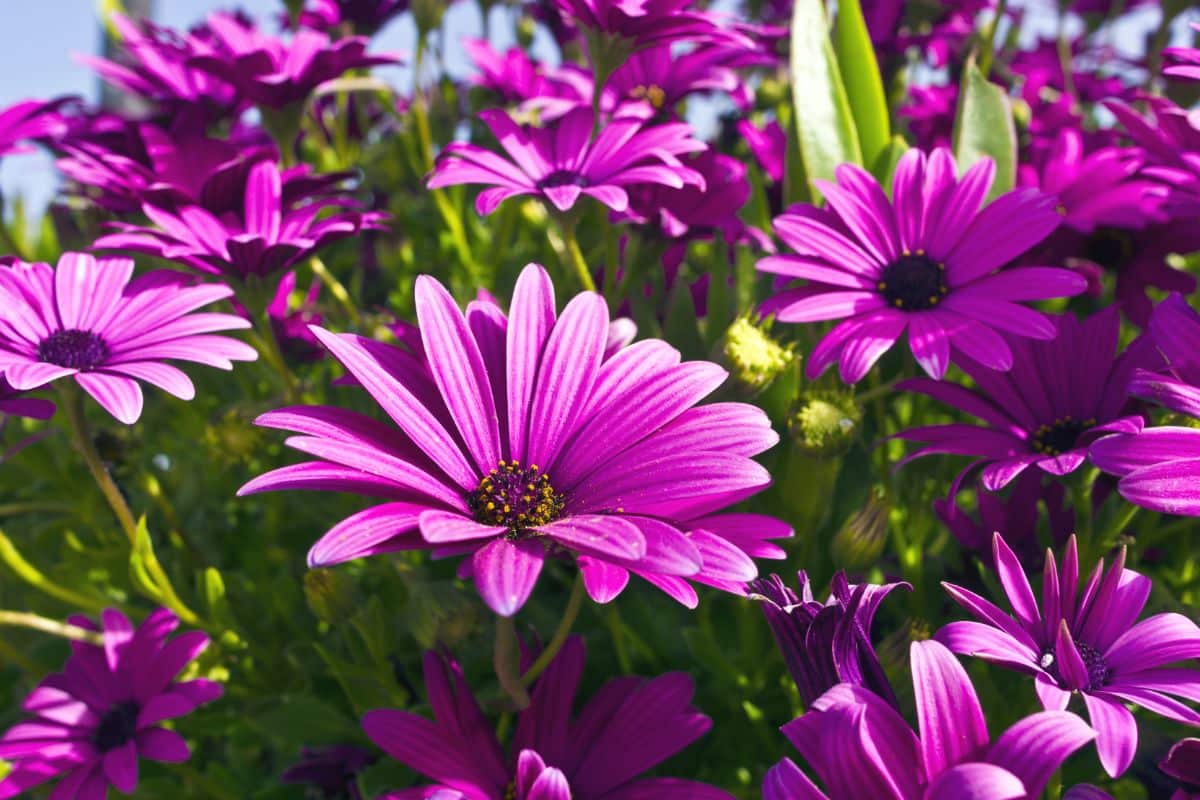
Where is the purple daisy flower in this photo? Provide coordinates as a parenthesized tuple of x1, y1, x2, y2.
(736, 119, 784, 185)
(1090, 293, 1200, 515)
(267, 270, 325, 362)
(937, 533, 1200, 777)
(898, 83, 957, 150)
(763, 639, 1096, 800)
(1108, 98, 1200, 217)
(95, 160, 386, 281)
(188, 12, 400, 109)
(294, 0, 410, 36)
(758, 147, 1086, 383)
(281, 744, 377, 799)
(0, 254, 256, 424)
(0, 607, 222, 799)
(897, 309, 1149, 491)
(426, 107, 706, 216)
(362, 637, 733, 799)
(1160, 737, 1200, 798)
(749, 571, 907, 709)
(463, 39, 576, 110)
(554, 0, 748, 51)
(0, 99, 66, 158)
(240, 263, 786, 615)
(1164, 23, 1200, 82)
(0, 375, 55, 422)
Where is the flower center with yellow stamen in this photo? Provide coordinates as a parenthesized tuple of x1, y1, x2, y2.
(470, 460, 564, 534)
(93, 700, 140, 753)
(1031, 416, 1095, 455)
(877, 250, 947, 311)
(631, 84, 667, 108)
(37, 329, 110, 370)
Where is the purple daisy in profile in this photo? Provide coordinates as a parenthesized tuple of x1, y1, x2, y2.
(0, 607, 222, 799)
(758, 147, 1086, 383)
(1160, 738, 1200, 798)
(554, 0, 748, 51)
(241, 263, 785, 616)
(0, 253, 256, 424)
(736, 119, 784, 185)
(0, 375, 55, 422)
(1164, 23, 1200, 82)
(0, 99, 66, 157)
(426, 107, 706, 215)
(362, 637, 733, 799)
(937, 533, 1200, 777)
(750, 571, 907, 708)
(897, 309, 1149, 491)
(763, 639, 1096, 800)
(294, 0, 410, 36)
(95, 160, 386, 281)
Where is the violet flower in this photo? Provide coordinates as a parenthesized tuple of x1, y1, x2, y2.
(241, 263, 787, 616)
(1164, 23, 1200, 82)
(1108, 98, 1200, 218)
(897, 310, 1150, 490)
(294, 0, 410, 36)
(749, 571, 907, 708)
(764, 639, 1096, 800)
(362, 637, 733, 799)
(281, 744, 377, 799)
(554, 0, 749, 51)
(462, 39, 578, 110)
(937, 533, 1200, 777)
(0, 254, 256, 424)
(0, 375, 55, 422)
(1160, 738, 1200, 798)
(736, 118, 784, 184)
(0, 99, 66, 157)
(758, 147, 1086, 383)
(427, 107, 706, 215)
(0, 608, 222, 799)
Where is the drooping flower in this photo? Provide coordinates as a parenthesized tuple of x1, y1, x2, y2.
(0, 254, 257, 424)
(240, 263, 786, 616)
(897, 82, 957, 150)
(294, 0, 410, 36)
(937, 533, 1200, 777)
(554, 0, 749, 52)
(758, 147, 1085, 383)
(897, 310, 1150, 491)
(749, 571, 907, 708)
(94, 160, 386, 282)
(1090, 293, 1200, 515)
(763, 639, 1096, 800)
(281, 744, 377, 799)
(463, 39, 578, 111)
(187, 12, 400, 109)
(0, 99, 66, 158)
(362, 637, 733, 799)
(736, 118, 784, 184)
(426, 107, 706, 215)
(1108, 98, 1200, 217)
(1164, 23, 1200, 82)
(0, 607, 222, 799)
(1160, 738, 1200, 798)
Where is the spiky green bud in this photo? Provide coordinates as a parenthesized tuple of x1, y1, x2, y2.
(721, 316, 796, 393)
(788, 392, 861, 458)
(831, 491, 890, 571)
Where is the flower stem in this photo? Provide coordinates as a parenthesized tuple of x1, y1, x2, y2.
(0, 530, 107, 613)
(309, 255, 360, 324)
(1099, 501, 1141, 552)
(494, 616, 531, 709)
(558, 219, 597, 292)
(251, 308, 301, 404)
(0, 609, 104, 644)
(60, 384, 138, 545)
(521, 572, 586, 687)
(978, 0, 1008, 78)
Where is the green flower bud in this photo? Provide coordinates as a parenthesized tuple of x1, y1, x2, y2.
(304, 568, 360, 625)
(788, 391, 861, 458)
(516, 16, 537, 49)
(412, 0, 446, 36)
(831, 491, 890, 571)
(721, 316, 796, 393)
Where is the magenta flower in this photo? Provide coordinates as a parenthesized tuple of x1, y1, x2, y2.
(596, 41, 760, 115)
(362, 637, 733, 799)
(897, 310, 1149, 490)
(0, 254, 256, 424)
(750, 571, 907, 709)
(937, 533, 1200, 777)
(0, 99, 66, 157)
(554, 0, 748, 51)
(763, 639, 1096, 800)
(1164, 24, 1200, 82)
(281, 744, 376, 799)
(188, 12, 400, 109)
(427, 107, 706, 215)
(758, 147, 1086, 383)
(898, 83, 957, 150)
(95, 160, 386, 281)
(737, 118, 784, 184)
(1108, 98, 1200, 217)
(1090, 293, 1200, 515)
(294, 0, 409, 36)
(1160, 738, 1200, 797)
(267, 270, 324, 362)
(463, 39, 578, 110)
(241, 263, 786, 616)
(0, 608, 222, 799)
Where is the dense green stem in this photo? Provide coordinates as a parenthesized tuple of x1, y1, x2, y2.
(521, 573, 586, 687)
(0, 530, 106, 612)
(978, 0, 1009, 78)
(0, 609, 104, 644)
(559, 220, 597, 292)
(494, 616, 531, 709)
(61, 385, 138, 545)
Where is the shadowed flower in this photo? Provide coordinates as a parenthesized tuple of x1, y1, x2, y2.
(362, 637, 733, 799)
(0, 254, 256, 424)
(1164, 23, 1200, 82)
(281, 744, 377, 799)
(0, 375, 55, 422)
(758, 147, 1085, 383)
(268, 270, 324, 362)
(0, 608, 222, 799)
(427, 107, 706, 215)
(1108, 98, 1200, 217)
(763, 639, 1096, 800)
(897, 310, 1149, 491)
(554, 0, 749, 51)
(737, 118, 784, 184)
(240, 263, 786, 616)
(1160, 738, 1200, 798)
(294, 0, 410, 35)
(95, 160, 386, 281)
(937, 533, 1200, 777)
(749, 571, 907, 708)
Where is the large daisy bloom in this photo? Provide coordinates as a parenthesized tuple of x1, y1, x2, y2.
(241, 263, 788, 616)
(758, 147, 1088, 383)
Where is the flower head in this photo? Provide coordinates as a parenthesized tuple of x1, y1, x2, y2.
(749, 571, 907, 708)
(281, 744, 377, 799)
(758, 147, 1085, 383)
(554, 0, 748, 51)
(268, 270, 325, 362)
(362, 637, 733, 799)
(897, 310, 1149, 490)
(764, 639, 1097, 799)
(0, 99, 66, 158)
(241, 263, 786, 616)
(1164, 23, 1200, 83)
(0, 375, 55, 422)
(427, 107, 706, 215)
(294, 0, 410, 35)
(937, 533, 1200, 777)
(95, 160, 386, 281)
(1160, 738, 1200, 797)
(737, 118, 784, 184)
(0, 608, 222, 799)
(0, 254, 256, 424)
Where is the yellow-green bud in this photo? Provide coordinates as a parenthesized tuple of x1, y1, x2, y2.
(788, 392, 861, 458)
(412, 0, 446, 36)
(304, 568, 360, 625)
(831, 491, 890, 571)
(516, 16, 537, 49)
(721, 316, 796, 393)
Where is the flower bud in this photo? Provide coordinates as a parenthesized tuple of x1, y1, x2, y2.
(831, 491, 890, 571)
(720, 316, 796, 394)
(516, 16, 538, 49)
(788, 391, 861, 459)
(304, 568, 360, 625)
(412, 0, 446, 36)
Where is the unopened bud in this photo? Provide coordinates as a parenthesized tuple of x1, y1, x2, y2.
(304, 568, 360, 624)
(788, 392, 861, 458)
(831, 491, 890, 571)
(412, 0, 446, 36)
(721, 316, 796, 393)
(516, 16, 537, 49)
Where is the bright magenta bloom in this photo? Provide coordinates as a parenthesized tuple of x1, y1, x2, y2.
(0, 254, 256, 424)
(241, 263, 787, 616)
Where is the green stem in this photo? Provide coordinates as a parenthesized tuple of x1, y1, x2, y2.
(978, 0, 1008, 78)
(60, 385, 138, 545)
(0, 609, 104, 644)
(558, 219, 597, 292)
(521, 573, 586, 687)
(309, 256, 360, 325)
(0, 530, 107, 612)
(1098, 501, 1141, 552)
(0, 212, 27, 261)
(493, 616, 531, 709)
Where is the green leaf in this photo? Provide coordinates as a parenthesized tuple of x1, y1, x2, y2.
(789, 0, 863, 202)
(834, 0, 891, 169)
(951, 61, 1017, 202)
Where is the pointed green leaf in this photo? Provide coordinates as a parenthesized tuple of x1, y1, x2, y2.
(873, 134, 911, 192)
(834, 0, 891, 169)
(951, 61, 1017, 201)
(129, 517, 201, 625)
